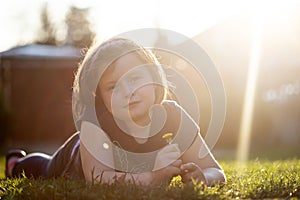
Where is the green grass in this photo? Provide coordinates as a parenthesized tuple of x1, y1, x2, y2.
(0, 159, 299, 199)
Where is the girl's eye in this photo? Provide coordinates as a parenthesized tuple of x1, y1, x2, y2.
(130, 76, 140, 82)
(107, 85, 115, 91)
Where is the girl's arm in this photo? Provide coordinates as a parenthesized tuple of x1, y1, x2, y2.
(180, 131, 226, 185)
(80, 143, 181, 185)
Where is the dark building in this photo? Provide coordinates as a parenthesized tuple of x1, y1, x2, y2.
(0, 44, 82, 148)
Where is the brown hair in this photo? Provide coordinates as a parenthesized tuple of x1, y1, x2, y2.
(72, 38, 170, 129)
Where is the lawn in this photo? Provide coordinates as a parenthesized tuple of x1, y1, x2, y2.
(0, 158, 299, 199)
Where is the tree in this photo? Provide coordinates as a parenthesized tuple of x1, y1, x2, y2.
(36, 3, 58, 45)
(36, 4, 95, 48)
(65, 6, 95, 48)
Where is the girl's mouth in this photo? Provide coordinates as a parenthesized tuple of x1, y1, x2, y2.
(127, 100, 140, 108)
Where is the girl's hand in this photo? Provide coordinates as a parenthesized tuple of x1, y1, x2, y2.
(148, 159, 182, 185)
(145, 143, 181, 185)
(180, 162, 207, 185)
(153, 143, 181, 170)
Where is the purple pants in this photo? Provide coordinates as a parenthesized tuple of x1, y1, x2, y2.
(12, 132, 84, 179)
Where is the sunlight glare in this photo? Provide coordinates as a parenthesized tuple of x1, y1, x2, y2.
(236, 1, 267, 162)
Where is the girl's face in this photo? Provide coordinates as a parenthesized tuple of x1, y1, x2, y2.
(99, 53, 156, 126)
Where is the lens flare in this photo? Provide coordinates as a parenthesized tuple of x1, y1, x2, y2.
(237, 12, 264, 162)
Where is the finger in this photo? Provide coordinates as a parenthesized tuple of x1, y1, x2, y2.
(157, 152, 181, 167)
(181, 172, 192, 183)
(165, 165, 181, 177)
(166, 152, 181, 160)
(180, 162, 199, 172)
(172, 143, 180, 152)
(181, 170, 206, 184)
(162, 143, 180, 153)
(181, 172, 199, 183)
(181, 171, 198, 183)
(171, 159, 182, 168)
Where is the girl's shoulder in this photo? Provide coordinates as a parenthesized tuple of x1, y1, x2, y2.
(162, 100, 200, 131)
(162, 100, 190, 117)
(161, 100, 182, 121)
(162, 100, 181, 110)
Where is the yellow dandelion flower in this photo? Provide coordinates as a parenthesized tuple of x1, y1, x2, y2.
(162, 132, 173, 144)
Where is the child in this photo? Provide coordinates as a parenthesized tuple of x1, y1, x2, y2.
(6, 38, 226, 186)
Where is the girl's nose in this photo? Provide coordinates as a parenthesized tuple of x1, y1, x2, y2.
(121, 82, 134, 98)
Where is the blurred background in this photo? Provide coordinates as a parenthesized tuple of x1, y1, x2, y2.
(0, 0, 299, 160)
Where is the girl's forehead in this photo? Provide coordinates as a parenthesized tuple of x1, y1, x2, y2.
(100, 53, 149, 82)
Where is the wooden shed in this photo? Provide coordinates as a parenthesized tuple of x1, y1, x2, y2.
(0, 44, 82, 147)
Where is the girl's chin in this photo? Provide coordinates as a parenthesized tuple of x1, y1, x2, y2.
(112, 109, 150, 125)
